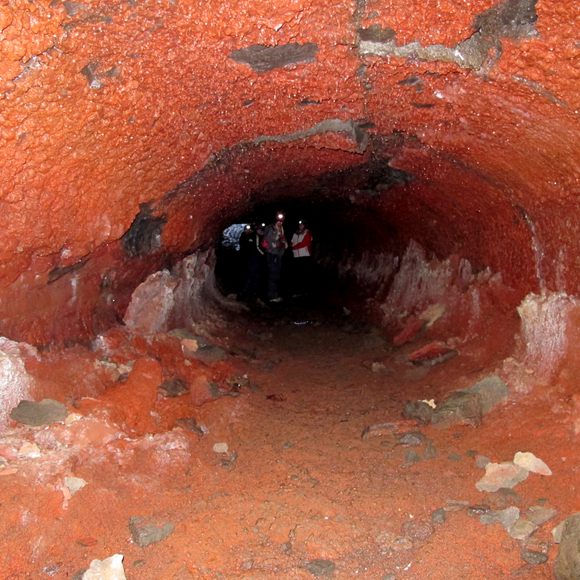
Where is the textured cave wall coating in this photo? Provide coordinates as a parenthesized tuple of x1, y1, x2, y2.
(0, 0, 578, 344)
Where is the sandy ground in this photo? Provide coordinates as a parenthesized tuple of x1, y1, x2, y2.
(0, 304, 578, 579)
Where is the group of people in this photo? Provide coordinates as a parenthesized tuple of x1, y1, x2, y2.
(238, 212, 313, 303)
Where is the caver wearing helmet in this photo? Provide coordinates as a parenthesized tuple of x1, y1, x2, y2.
(290, 220, 314, 297)
(262, 212, 288, 302)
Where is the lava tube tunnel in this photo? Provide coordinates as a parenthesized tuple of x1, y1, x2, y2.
(0, 0, 578, 577)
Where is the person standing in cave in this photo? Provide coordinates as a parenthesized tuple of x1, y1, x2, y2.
(238, 223, 264, 303)
(262, 213, 288, 303)
(291, 220, 314, 297)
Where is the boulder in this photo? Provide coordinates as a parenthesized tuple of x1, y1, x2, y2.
(555, 514, 580, 579)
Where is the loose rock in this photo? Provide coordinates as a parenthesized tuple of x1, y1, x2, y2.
(396, 431, 426, 446)
(466, 375, 509, 414)
(555, 513, 580, 579)
(521, 549, 548, 565)
(402, 519, 434, 541)
(10, 399, 68, 427)
(82, 554, 126, 580)
(128, 516, 175, 548)
(361, 422, 397, 439)
(480, 506, 520, 530)
(513, 451, 552, 476)
(402, 400, 433, 424)
(475, 455, 491, 469)
(431, 508, 446, 524)
(475, 462, 529, 492)
(303, 558, 336, 577)
(213, 442, 229, 454)
(509, 517, 539, 540)
(431, 390, 482, 427)
(527, 505, 557, 526)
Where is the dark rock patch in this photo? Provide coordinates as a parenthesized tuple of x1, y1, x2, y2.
(230, 43, 318, 73)
(431, 390, 483, 427)
(474, 0, 537, 39)
(402, 400, 433, 424)
(159, 378, 189, 398)
(10, 399, 67, 426)
(121, 203, 166, 258)
(129, 516, 175, 548)
(358, 25, 396, 43)
(303, 558, 336, 577)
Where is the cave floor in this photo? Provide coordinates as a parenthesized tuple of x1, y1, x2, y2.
(0, 305, 578, 579)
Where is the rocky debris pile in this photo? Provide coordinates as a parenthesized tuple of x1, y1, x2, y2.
(403, 375, 509, 427)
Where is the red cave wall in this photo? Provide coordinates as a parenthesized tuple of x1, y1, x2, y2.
(0, 0, 578, 344)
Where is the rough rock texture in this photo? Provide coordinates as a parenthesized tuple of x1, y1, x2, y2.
(555, 514, 580, 579)
(0, 0, 577, 346)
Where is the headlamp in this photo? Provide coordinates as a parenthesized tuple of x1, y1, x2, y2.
(277, 213, 285, 221)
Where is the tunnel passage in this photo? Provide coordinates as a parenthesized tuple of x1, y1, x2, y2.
(0, 0, 578, 372)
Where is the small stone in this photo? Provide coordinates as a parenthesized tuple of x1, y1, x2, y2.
(527, 505, 557, 526)
(402, 519, 434, 541)
(361, 422, 397, 439)
(64, 476, 87, 496)
(128, 516, 175, 547)
(475, 455, 491, 468)
(480, 507, 520, 530)
(10, 399, 68, 427)
(220, 451, 238, 470)
(213, 442, 229, 454)
(555, 513, 580, 579)
(431, 508, 446, 524)
(397, 431, 426, 446)
(82, 554, 126, 580)
(465, 449, 478, 458)
(521, 549, 548, 565)
(382, 575, 396, 580)
(303, 558, 336, 577)
(402, 400, 433, 424)
(475, 462, 529, 492)
(513, 451, 552, 476)
(448, 453, 462, 462)
(509, 518, 539, 540)
(468, 505, 491, 517)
